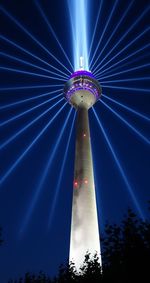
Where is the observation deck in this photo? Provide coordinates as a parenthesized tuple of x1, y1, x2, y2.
(64, 70, 102, 109)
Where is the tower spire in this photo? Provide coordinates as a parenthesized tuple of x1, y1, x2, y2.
(79, 56, 84, 69)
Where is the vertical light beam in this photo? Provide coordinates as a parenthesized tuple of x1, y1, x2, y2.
(68, 0, 89, 70)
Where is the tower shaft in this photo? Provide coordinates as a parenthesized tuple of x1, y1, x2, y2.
(70, 106, 100, 268)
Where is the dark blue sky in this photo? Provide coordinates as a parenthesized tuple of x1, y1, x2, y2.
(0, 0, 150, 282)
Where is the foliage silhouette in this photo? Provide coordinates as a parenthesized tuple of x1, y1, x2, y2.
(101, 208, 150, 282)
(8, 205, 150, 282)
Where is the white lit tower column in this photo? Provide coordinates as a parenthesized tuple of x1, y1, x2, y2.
(64, 69, 102, 268)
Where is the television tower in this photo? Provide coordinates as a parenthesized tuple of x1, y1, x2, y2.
(64, 63, 102, 268)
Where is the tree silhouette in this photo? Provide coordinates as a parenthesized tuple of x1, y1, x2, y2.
(8, 205, 150, 282)
(53, 253, 102, 283)
(101, 208, 150, 282)
(78, 252, 102, 283)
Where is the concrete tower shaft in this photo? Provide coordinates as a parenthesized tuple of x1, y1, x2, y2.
(64, 70, 102, 268)
(70, 106, 100, 267)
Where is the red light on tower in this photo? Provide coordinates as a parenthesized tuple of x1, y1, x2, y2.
(74, 181, 78, 188)
(84, 179, 88, 185)
(83, 133, 86, 138)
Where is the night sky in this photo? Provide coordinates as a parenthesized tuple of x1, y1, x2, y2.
(0, 0, 150, 282)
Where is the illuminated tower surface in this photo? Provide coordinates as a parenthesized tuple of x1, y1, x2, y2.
(64, 70, 102, 268)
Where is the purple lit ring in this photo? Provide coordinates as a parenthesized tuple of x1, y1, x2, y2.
(70, 70, 95, 79)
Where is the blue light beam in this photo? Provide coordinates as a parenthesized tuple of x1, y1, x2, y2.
(48, 111, 76, 228)
(90, 0, 119, 69)
(0, 101, 67, 185)
(101, 77, 150, 84)
(102, 94, 150, 122)
(0, 35, 69, 78)
(92, 108, 145, 221)
(0, 85, 63, 93)
(34, 0, 73, 70)
(96, 63, 150, 81)
(0, 52, 68, 80)
(90, 0, 134, 71)
(95, 52, 150, 79)
(20, 107, 73, 233)
(0, 6, 71, 74)
(93, 16, 150, 74)
(100, 100, 150, 145)
(94, 28, 150, 76)
(0, 66, 65, 81)
(95, 43, 150, 77)
(88, 0, 103, 60)
(1, 95, 63, 149)
(1, 93, 63, 126)
(0, 89, 62, 110)
(101, 84, 150, 94)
